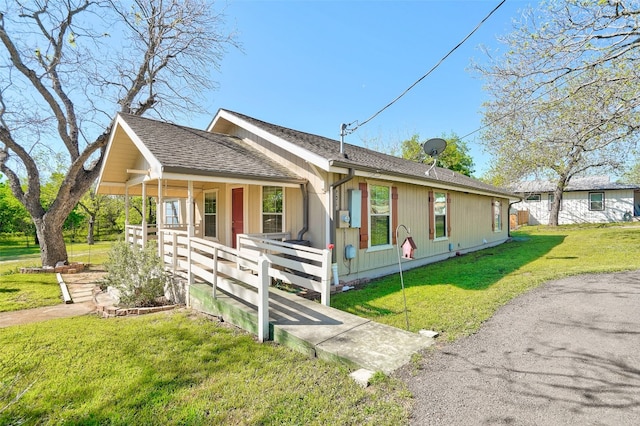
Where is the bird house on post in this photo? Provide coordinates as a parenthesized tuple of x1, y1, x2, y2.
(401, 237, 417, 259)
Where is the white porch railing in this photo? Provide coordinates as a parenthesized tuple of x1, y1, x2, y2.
(126, 225, 332, 342)
(237, 234, 332, 306)
(125, 225, 157, 248)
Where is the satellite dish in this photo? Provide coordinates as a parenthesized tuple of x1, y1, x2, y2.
(422, 138, 447, 157)
(423, 138, 447, 177)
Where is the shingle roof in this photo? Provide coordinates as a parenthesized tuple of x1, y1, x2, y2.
(221, 110, 515, 198)
(512, 176, 640, 193)
(120, 113, 305, 183)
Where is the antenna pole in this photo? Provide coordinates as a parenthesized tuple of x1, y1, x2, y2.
(340, 123, 347, 157)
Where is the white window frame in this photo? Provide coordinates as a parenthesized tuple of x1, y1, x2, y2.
(369, 184, 392, 248)
(589, 192, 604, 211)
(164, 199, 180, 226)
(526, 194, 541, 202)
(261, 186, 284, 233)
(434, 191, 448, 240)
(203, 190, 218, 240)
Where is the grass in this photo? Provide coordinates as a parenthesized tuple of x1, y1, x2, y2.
(331, 222, 640, 341)
(0, 235, 113, 312)
(0, 311, 410, 425)
(2, 224, 640, 423)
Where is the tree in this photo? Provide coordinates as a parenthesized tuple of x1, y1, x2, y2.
(620, 160, 640, 184)
(0, 176, 31, 235)
(0, 0, 237, 266)
(476, 1, 640, 226)
(399, 133, 475, 177)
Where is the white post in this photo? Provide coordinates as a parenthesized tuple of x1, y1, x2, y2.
(257, 255, 269, 342)
(172, 232, 178, 272)
(187, 180, 194, 282)
(157, 179, 164, 258)
(141, 182, 147, 248)
(321, 249, 332, 306)
(212, 247, 218, 299)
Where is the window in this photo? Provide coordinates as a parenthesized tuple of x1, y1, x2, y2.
(493, 200, 502, 232)
(262, 186, 283, 233)
(434, 192, 447, 239)
(369, 185, 391, 246)
(589, 192, 604, 211)
(526, 194, 541, 202)
(204, 191, 217, 238)
(164, 200, 180, 225)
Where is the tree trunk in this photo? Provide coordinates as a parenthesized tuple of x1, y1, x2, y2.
(87, 217, 95, 245)
(549, 179, 568, 226)
(34, 216, 68, 267)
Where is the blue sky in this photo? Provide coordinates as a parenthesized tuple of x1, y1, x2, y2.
(191, 0, 534, 177)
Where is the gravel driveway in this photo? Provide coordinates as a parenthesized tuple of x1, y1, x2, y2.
(399, 270, 640, 425)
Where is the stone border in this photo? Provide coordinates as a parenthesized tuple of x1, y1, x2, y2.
(21, 262, 86, 274)
(96, 303, 180, 318)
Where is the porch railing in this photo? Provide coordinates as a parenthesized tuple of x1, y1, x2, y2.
(125, 225, 157, 248)
(237, 234, 332, 306)
(127, 225, 332, 341)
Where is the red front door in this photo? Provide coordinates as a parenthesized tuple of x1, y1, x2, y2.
(232, 188, 244, 248)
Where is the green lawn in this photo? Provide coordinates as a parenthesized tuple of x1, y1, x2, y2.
(0, 236, 113, 312)
(2, 224, 640, 424)
(0, 311, 410, 425)
(331, 223, 640, 340)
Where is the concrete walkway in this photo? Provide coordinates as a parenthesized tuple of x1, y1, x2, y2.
(192, 283, 436, 375)
(269, 288, 435, 374)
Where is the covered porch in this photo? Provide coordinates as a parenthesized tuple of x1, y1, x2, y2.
(95, 113, 333, 342)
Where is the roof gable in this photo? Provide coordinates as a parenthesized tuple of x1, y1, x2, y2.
(114, 113, 305, 183)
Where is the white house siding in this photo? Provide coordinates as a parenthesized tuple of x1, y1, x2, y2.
(514, 189, 635, 225)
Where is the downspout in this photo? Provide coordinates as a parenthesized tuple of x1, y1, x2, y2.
(296, 181, 309, 241)
(329, 168, 356, 265)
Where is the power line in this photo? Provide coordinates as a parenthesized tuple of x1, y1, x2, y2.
(343, 0, 507, 135)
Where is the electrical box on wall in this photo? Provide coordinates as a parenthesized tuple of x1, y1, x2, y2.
(345, 244, 356, 259)
(348, 189, 361, 228)
(337, 210, 350, 228)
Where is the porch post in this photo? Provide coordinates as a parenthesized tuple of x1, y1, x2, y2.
(257, 255, 270, 342)
(186, 180, 194, 308)
(157, 179, 164, 258)
(125, 184, 130, 244)
(187, 180, 195, 238)
(141, 182, 147, 248)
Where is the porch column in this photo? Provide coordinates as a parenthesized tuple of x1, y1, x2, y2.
(186, 180, 194, 307)
(157, 179, 164, 258)
(187, 180, 195, 238)
(125, 184, 129, 226)
(142, 182, 147, 248)
(125, 184, 130, 244)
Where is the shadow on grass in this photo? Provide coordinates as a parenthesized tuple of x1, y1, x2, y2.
(332, 233, 566, 314)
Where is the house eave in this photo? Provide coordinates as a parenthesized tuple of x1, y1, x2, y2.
(329, 161, 517, 200)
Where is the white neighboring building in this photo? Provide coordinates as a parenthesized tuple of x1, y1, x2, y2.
(512, 176, 640, 225)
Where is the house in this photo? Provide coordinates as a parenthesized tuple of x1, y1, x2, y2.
(511, 176, 640, 225)
(96, 109, 517, 292)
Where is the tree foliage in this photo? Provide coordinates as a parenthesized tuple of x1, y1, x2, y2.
(399, 133, 475, 177)
(476, 0, 640, 225)
(0, 0, 237, 266)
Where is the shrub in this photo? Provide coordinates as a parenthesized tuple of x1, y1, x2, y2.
(102, 241, 169, 307)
